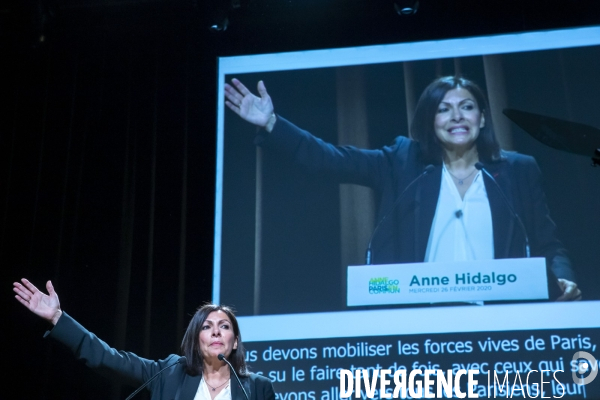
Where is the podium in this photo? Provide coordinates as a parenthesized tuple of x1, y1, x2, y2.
(347, 258, 549, 306)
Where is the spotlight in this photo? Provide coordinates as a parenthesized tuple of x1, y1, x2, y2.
(205, 0, 241, 32)
(210, 16, 229, 31)
(29, 0, 55, 48)
(394, 0, 419, 15)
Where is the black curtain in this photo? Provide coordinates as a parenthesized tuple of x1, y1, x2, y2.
(3, 14, 215, 400)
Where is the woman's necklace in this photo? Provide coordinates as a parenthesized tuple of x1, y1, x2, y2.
(204, 377, 229, 392)
(445, 164, 476, 185)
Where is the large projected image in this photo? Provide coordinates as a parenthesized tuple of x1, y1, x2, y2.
(215, 27, 600, 398)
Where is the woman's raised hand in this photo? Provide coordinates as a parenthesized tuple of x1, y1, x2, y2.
(13, 278, 62, 325)
(225, 79, 275, 130)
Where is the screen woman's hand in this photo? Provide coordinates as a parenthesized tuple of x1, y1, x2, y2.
(225, 79, 276, 131)
(13, 278, 63, 325)
(556, 278, 582, 301)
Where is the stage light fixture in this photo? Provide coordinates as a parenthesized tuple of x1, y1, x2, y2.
(210, 16, 229, 31)
(394, 0, 419, 15)
(207, 0, 242, 32)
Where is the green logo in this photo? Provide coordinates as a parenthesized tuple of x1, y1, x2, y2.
(369, 277, 400, 294)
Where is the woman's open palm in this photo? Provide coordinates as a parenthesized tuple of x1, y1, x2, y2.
(14, 278, 62, 324)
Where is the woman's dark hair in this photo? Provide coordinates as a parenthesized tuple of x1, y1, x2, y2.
(181, 303, 248, 377)
(410, 76, 501, 164)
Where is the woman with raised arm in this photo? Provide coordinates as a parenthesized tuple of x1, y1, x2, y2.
(13, 278, 275, 400)
(224, 76, 581, 301)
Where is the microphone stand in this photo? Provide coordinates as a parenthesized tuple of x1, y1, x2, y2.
(218, 354, 250, 400)
(125, 357, 186, 400)
(365, 165, 434, 264)
(475, 162, 530, 258)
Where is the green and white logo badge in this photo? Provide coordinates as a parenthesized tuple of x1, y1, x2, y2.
(368, 277, 400, 294)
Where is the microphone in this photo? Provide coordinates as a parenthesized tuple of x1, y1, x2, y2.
(125, 357, 186, 400)
(455, 210, 463, 219)
(218, 354, 250, 400)
(365, 165, 435, 265)
(475, 162, 530, 257)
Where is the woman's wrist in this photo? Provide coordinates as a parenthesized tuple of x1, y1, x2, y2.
(51, 309, 63, 326)
(264, 113, 277, 133)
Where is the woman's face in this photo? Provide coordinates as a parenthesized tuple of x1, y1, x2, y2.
(198, 310, 238, 361)
(434, 87, 485, 153)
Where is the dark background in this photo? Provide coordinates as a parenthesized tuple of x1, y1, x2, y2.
(3, 0, 600, 398)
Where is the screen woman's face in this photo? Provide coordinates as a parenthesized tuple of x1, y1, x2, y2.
(434, 87, 485, 153)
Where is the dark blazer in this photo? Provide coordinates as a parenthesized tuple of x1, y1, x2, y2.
(46, 312, 275, 400)
(259, 116, 575, 294)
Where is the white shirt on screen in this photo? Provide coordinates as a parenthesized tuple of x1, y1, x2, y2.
(424, 166, 494, 263)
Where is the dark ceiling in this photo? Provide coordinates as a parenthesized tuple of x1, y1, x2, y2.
(4, 0, 600, 56)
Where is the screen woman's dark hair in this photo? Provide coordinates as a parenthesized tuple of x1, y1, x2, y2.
(410, 76, 501, 164)
(181, 303, 248, 377)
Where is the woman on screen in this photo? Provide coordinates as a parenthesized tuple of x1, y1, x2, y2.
(224, 75, 581, 302)
(13, 278, 275, 400)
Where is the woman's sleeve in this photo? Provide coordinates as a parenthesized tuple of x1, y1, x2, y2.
(256, 375, 276, 400)
(522, 158, 576, 283)
(255, 115, 394, 191)
(45, 312, 177, 389)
